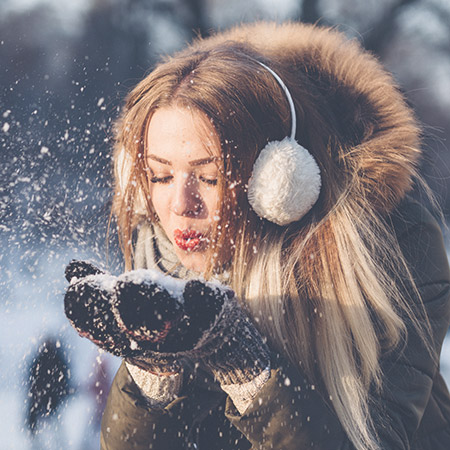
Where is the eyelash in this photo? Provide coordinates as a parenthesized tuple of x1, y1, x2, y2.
(200, 177, 218, 186)
(150, 176, 172, 184)
(150, 176, 218, 186)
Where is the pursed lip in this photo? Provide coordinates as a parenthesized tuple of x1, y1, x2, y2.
(173, 228, 207, 251)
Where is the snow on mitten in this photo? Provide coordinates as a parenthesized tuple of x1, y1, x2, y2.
(64, 260, 127, 355)
(65, 262, 270, 407)
(112, 270, 186, 373)
(113, 270, 184, 346)
(112, 274, 272, 412)
(64, 261, 185, 373)
(65, 261, 190, 406)
(111, 273, 270, 385)
(111, 271, 230, 372)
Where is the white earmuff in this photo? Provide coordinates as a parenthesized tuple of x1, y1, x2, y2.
(116, 146, 147, 215)
(247, 62, 321, 226)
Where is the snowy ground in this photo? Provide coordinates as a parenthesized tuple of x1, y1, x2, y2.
(0, 245, 121, 450)
(1, 245, 450, 449)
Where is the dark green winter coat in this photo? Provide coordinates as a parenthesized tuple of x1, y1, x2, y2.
(100, 198, 450, 449)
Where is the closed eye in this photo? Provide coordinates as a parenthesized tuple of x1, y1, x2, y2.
(150, 176, 173, 184)
(199, 176, 218, 186)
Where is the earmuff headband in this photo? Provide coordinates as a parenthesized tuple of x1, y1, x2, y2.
(247, 62, 322, 226)
(257, 62, 297, 139)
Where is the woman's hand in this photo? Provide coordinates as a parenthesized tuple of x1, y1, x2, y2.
(113, 275, 231, 353)
(64, 260, 130, 356)
(64, 260, 270, 388)
(63, 260, 231, 372)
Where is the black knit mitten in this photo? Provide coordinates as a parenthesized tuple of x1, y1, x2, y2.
(64, 261, 185, 372)
(64, 260, 128, 355)
(64, 261, 270, 382)
(115, 275, 271, 385)
(182, 280, 271, 386)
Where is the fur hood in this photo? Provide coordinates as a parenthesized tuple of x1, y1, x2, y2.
(188, 22, 422, 214)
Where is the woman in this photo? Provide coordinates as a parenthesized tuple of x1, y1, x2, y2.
(64, 22, 450, 449)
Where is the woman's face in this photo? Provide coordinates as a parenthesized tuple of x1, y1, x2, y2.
(145, 106, 222, 273)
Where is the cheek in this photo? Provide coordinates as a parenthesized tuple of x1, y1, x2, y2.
(204, 189, 220, 217)
(149, 185, 168, 220)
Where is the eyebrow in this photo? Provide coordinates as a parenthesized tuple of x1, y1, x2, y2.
(147, 154, 218, 167)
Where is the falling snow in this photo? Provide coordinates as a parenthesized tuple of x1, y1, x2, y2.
(1, 0, 450, 448)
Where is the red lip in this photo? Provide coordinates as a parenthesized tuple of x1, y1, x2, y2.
(174, 229, 205, 251)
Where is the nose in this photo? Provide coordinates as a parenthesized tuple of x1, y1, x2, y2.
(171, 173, 205, 218)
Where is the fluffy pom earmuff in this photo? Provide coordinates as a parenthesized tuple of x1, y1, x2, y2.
(247, 62, 321, 226)
(248, 137, 321, 226)
(116, 146, 147, 216)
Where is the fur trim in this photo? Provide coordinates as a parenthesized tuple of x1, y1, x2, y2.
(248, 137, 321, 225)
(195, 22, 422, 213)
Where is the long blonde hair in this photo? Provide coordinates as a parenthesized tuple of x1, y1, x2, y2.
(112, 22, 433, 450)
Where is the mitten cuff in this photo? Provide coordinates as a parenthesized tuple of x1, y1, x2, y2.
(126, 362, 182, 408)
(221, 366, 271, 414)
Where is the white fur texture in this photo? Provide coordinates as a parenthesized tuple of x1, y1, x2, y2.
(248, 138, 321, 225)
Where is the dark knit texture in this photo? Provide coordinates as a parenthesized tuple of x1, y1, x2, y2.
(179, 281, 270, 384)
(114, 279, 183, 342)
(64, 260, 270, 382)
(65, 259, 103, 281)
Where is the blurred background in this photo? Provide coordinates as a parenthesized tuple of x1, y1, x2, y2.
(1, 0, 450, 448)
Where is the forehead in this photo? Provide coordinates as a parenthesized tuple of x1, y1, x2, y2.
(146, 106, 220, 162)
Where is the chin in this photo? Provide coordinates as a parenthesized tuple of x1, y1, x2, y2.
(177, 252, 207, 274)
